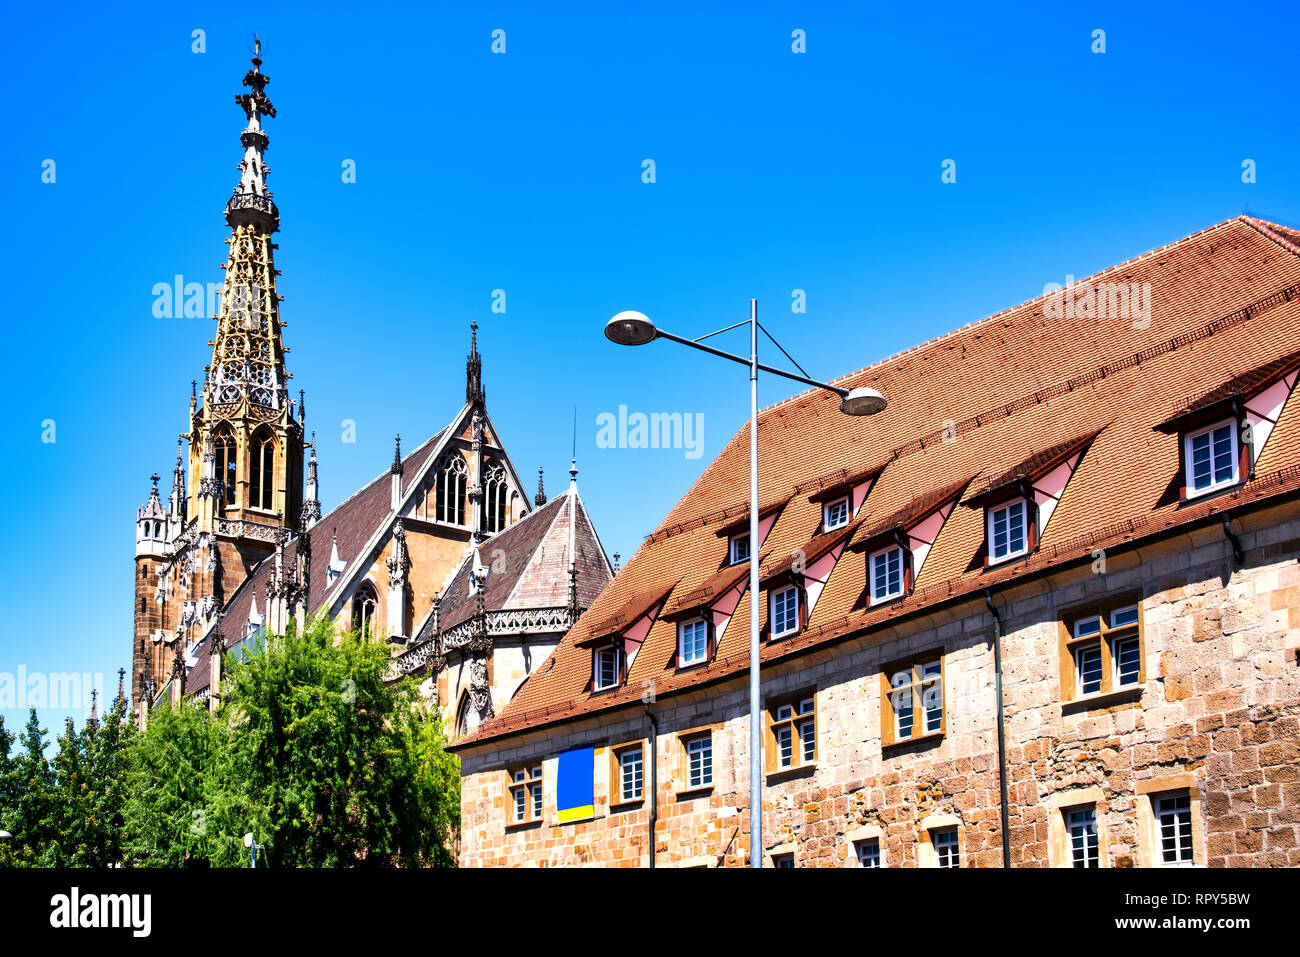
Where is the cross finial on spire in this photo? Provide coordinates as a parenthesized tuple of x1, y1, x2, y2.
(150, 473, 160, 489)
(391, 434, 402, 474)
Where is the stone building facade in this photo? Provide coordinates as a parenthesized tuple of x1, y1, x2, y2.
(451, 215, 1300, 867)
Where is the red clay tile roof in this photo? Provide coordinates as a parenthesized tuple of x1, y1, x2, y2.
(579, 581, 678, 642)
(847, 477, 974, 551)
(963, 426, 1106, 505)
(444, 215, 1300, 750)
(1154, 348, 1300, 433)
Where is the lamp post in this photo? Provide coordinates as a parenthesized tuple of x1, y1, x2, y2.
(605, 299, 886, 867)
(243, 831, 264, 868)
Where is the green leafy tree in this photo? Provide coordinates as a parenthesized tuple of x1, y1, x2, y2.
(122, 696, 222, 867)
(2, 710, 56, 867)
(0, 715, 16, 867)
(203, 618, 459, 866)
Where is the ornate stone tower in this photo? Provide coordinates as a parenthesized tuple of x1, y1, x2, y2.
(188, 38, 303, 534)
(132, 41, 304, 710)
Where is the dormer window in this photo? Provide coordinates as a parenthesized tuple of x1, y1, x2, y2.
(869, 544, 905, 604)
(1183, 419, 1239, 498)
(593, 645, 623, 691)
(729, 533, 751, 565)
(823, 496, 850, 531)
(678, 619, 710, 667)
(987, 498, 1031, 564)
(770, 585, 801, 638)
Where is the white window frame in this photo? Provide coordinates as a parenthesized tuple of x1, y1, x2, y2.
(593, 645, 622, 691)
(770, 585, 801, 638)
(729, 532, 751, 565)
(869, 544, 905, 605)
(855, 838, 882, 868)
(678, 618, 709, 667)
(1067, 806, 1100, 868)
(1183, 418, 1239, 498)
(823, 496, 851, 531)
(618, 746, 643, 803)
(987, 498, 1030, 563)
(1155, 793, 1195, 867)
(933, 827, 960, 868)
(686, 734, 713, 789)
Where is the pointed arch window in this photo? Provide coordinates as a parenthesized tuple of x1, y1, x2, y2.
(484, 461, 508, 533)
(214, 429, 237, 506)
(249, 429, 276, 511)
(436, 454, 468, 526)
(351, 582, 378, 637)
(455, 692, 475, 739)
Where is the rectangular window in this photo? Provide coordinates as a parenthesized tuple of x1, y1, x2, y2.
(1156, 794, 1194, 866)
(508, 765, 543, 824)
(768, 695, 816, 771)
(593, 646, 621, 691)
(678, 619, 709, 667)
(987, 499, 1029, 562)
(617, 745, 643, 803)
(1063, 601, 1143, 701)
(1184, 419, 1239, 497)
(1074, 643, 1103, 696)
(773, 854, 795, 869)
(869, 544, 905, 604)
(770, 585, 800, 638)
(686, 734, 713, 790)
(933, 828, 960, 868)
(882, 654, 944, 746)
(729, 533, 751, 565)
(1067, 807, 1099, 868)
(823, 496, 850, 530)
(855, 838, 881, 868)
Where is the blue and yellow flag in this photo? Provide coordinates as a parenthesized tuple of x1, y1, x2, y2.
(556, 747, 595, 823)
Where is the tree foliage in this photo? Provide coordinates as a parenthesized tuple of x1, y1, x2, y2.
(2, 617, 460, 868)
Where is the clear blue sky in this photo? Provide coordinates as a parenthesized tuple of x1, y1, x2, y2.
(2, 0, 1297, 739)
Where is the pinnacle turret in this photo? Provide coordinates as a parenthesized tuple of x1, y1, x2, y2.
(466, 322, 484, 406)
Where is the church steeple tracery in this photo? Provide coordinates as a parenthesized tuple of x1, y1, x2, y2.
(188, 40, 303, 533)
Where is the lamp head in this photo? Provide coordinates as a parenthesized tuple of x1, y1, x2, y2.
(605, 311, 658, 346)
(839, 386, 887, 416)
(244, 832, 254, 848)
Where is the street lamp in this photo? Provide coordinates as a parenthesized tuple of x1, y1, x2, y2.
(243, 831, 264, 868)
(605, 300, 886, 868)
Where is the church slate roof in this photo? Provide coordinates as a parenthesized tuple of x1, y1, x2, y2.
(186, 428, 446, 694)
(450, 215, 1300, 750)
(410, 486, 612, 644)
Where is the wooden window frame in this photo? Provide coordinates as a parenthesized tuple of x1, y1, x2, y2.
(985, 496, 1034, 565)
(609, 740, 645, 808)
(1181, 417, 1242, 500)
(506, 763, 543, 827)
(880, 650, 945, 749)
(766, 690, 817, 774)
(1058, 596, 1144, 706)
